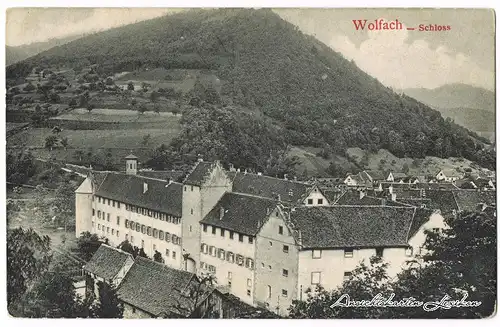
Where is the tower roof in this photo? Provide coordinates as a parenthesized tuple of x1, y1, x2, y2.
(125, 154, 138, 160)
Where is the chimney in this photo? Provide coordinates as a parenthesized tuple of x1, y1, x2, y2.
(391, 192, 397, 202)
(219, 207, 225, 220)
(359, 190, 366, 199)
(143, 182, 148, 194)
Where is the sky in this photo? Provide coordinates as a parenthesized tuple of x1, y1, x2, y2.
(5, 8, 495, 91)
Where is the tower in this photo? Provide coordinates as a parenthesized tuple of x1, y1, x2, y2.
(125, 154, 138, 175)
(75, 176, 94, 237)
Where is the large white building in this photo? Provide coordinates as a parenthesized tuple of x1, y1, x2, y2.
(75, 156, 445, 316)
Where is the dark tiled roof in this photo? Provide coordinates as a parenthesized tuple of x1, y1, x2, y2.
(334, 191, 404, 206)
(364, 170, 385, 181)
(452, 190, 496, 212)
(322, 189, 344, 203)
(138, 170, 185, 182)
(183, 161, 216, 186)
(391, 172, 408, 179)
(228, 171, 311, 203)
(117, 256, 198, 317)
(125, 154, 138, 159)
(407, 208, 433, 239)
(221, 293, 280, 318)
(425, 190, 459, 214)
(95, 172, 183, 217)
(201, 192, 277, 235)
(290, 206, 425, 249)
(83, 244, 133, 280)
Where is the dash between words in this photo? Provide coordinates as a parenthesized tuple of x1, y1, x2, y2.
(352, 19, 451, 31)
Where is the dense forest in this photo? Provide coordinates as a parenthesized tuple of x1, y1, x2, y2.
(6, 8, 495, 171)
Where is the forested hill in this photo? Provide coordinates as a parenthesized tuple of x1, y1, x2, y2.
(7, 9, 495, 170)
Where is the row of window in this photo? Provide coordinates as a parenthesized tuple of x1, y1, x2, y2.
(94, 196, 181, 224)
(310, 247, 413, 259)
(200, 243, 255, 270)
(94, 209, 120, 225)
(202, 224, 255, 244)
(95, 223, 120, 238)
(124, 219, 182, 245)
(306, 198, 324, 205)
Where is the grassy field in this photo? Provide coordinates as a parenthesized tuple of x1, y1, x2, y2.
(51, 108, 181, 123)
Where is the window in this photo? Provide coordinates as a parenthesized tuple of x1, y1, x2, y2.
(246, 290, 251, 297)
(317, 198, 324, 205)
(220, 229, 225, 237)
(141, 240, 144, 248)
(248, 236, 253, 244)
(172, 235, 177, 244)
(147, 227, 152, 236)
(283, 245, 289, 253)
(112, 200, 115, 207)
(190, 208, 193, 215)
(269, 241, 273, 246)
(92, 209, 95, 216)
(312, 249, 322, 259)
(218, 249, 225, 260)
(117, 202, 120, 209)
(184, 186, 187, 191)
(282, 269, 288, 277)
(405, 247, 413, 257)
(98, 197, 101, 203)
(227, 252, 235, 263)
(165, 249, 170, 257)
(228, 272, 232, 280)
(201, 243, 208, 254)
(125, 219, 129, 228)
(230, 232, 234, 240)
(132, 307, 136, 314)
(92, 221, 95, 227)
(141, 225, 146, 234)
(246, 258, 254, 270)
(212, 226, 216, 235)
(239, 234, 244, 242)
(278, 226, 283, 235)
(108, 199, 110, 205)
(153, 229, 158, 238)
(97, 210, 101, 218)
(166, 232, 171, 242)
(209, 246, 216, 257)
(191, 185, 194, 191)
(282, 289, 288, 297)
(172, 251, 176, 259)
(107, 213, 110, 222)
(117, 231, 120, 238)
(307, 198, 313, 205)
(125, 233, 128, 240)
(376, 248, 384, 257)
(268, 265, 272, 270)
(344, 248, 354, 258)
(106, 227, 110, 233)
(247, 278, 252, 287)
(344, 271, 352, 281)
(267, 285, 272, 299)
(116, 216, 120, 225)
(189, 225, 192, 232)
(203, 224, 207, 232)
(130, 236, 134, 243)
(98, 224, 101, 230)
(153, 244, 156, 251)
(112, 229, 115, 235)
(311, 272, 321, 285)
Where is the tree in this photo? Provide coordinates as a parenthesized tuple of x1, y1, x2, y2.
(91, 281, 123, 318)
(153, 250, 164, 263)
(172, 274, 218, 318)
(76, 232, 102, 261)
(24, 82, 36, 92)
(137, 247, 149, 259)
(53, 182, 76, 232)
(141, 134, 151, 146)
(7, 228, 52, 313)
(402, 162, 410, 174)
(44, 135, 58, 151)
(105, 77, 114, 85)
(117, 240, 136, 257)
(127, 81, 135, 91)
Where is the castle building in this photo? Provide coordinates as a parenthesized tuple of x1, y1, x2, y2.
(75, 155, 441, 316)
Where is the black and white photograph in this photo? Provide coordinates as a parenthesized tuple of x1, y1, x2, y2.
(4, 6, 497, 319)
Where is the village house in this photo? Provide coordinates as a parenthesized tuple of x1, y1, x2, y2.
(435, 169, 464, 182)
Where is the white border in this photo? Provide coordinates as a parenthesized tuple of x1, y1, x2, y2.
(1, 1, 498, 327)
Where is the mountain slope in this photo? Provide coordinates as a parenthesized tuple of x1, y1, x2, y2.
(6, 34, 86, 65)
(6, 9, 495, 171)
(404, 84, 494, 112)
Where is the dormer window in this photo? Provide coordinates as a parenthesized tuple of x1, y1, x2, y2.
(344, 248, 354, 258)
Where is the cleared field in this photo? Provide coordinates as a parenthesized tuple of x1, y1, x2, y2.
(52, 108, 180, 122)
(8, 127, 181, 149)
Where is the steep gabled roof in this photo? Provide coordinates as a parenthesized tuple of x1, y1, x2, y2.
(227, 171, 310, 203)
(438, 169, 463, 178)
(334, 191, 405, 206)
(137, 170, 185, 182)
(364, 170, 385, 181)
(201, 192, 277, 236)
(452, 190, 496, 212)
(95, 172, 183, 217)
(117, 257, 199, 317)
(289, 206, 426, 249)
(425, 190, 459, 214)
(183, 161, 217, 186)
(391, 172, 408, 179)
(83, 244, 133, 280)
